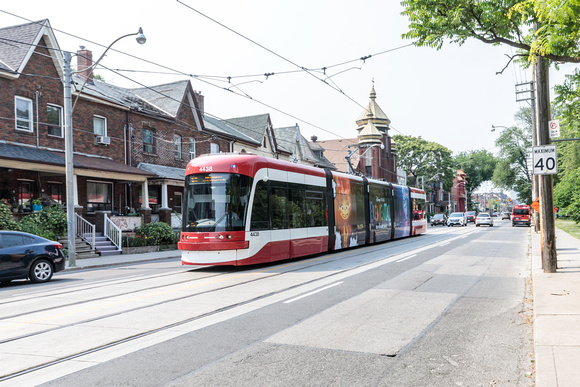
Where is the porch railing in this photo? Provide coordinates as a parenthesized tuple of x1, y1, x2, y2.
(75, 213, 95, 249)
(104, 214, 122, 252)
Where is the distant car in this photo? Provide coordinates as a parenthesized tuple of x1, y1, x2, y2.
(0, 231, 66, 284)
(430, 213, 447, 226)
(512, 205, 531, 227)
(465, 211, 477, 223)
(475, 212, 494, 227)
(501, 212, 511, 220)
(447, 212, 466, 227)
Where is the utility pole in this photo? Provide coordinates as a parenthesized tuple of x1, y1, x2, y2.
(515, 78, 539, 232)
(535, 55, 557, 273)
(63, 52, 76, 267)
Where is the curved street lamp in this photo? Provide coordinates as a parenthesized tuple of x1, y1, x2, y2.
(491, 125, 509, 132)
(63, 28, 146, 267)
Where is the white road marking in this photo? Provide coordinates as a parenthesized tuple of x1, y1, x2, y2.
(284, 282, 344, 304)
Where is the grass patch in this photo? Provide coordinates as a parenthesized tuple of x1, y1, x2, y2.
(555, 218, 580, 240)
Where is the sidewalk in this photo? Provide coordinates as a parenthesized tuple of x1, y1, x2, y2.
(64, 249, 181, 270)
(532, 227, 580, 386)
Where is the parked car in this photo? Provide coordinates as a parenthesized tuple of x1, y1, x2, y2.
(447, 212, 466, 227)
(430, 213, 447, 226)
(475, 212, 494, 227)
(465, 211, 477, 223)
(501, 212, 511, 220)
(0, 231, 66, 284)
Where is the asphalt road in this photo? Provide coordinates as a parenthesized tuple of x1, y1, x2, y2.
(0, 219, 533, 386)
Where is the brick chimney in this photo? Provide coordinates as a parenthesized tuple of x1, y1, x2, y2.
(77, 46, 93, 84)
(194, 91, 204, 116)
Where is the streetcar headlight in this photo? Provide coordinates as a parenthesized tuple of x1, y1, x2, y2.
(217, 235, 224, 240)
(227, 234, 232, 239)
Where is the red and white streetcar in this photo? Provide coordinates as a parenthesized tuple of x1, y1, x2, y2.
(179, 153, 426, 266)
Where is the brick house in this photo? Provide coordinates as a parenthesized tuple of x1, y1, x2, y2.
(0, 19, 231, 236)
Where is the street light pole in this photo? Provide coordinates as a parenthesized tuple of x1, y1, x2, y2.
(63, 28, 146, 267)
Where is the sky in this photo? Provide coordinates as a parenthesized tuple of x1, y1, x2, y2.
(1, 0, 578, 159)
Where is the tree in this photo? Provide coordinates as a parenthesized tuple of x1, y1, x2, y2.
(455, 150, 497, 209)
(400, 0, 580, 271)
(491, 108, 533, 203)
(392, 135, 455, 191)
(400, 0, 580, 63)
(553, 70, 580, 221)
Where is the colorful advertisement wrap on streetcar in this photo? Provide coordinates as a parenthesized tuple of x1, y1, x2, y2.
(333, 174, 366, 249)
(392, 184, 411, 239)
(368, 182, 392, 243)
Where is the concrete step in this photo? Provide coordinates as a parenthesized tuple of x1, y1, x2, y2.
(97, 245, 118, 251)
(99, 250, 122, 257)
(77, 251, 100, 259)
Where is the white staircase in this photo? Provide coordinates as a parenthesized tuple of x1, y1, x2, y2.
(93, 232, 122, 256)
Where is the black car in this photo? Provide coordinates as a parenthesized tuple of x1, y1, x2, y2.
(430, 213, 447, 226)
(0, 231, 66, 284)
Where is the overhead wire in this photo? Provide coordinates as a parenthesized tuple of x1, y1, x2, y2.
(1, 10, 412, 153)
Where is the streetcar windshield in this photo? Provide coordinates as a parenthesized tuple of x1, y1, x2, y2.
(184, 173, 252, 232)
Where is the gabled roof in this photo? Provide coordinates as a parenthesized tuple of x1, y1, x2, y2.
(273, 124, 319, 164)
(76, 78, 205, 132)
(131, 80, 189, 117)
(222, 114, 271, 143)
(0, 19, 63, 79)
(203, 115, 260, 145)
(273, 125, 300, 155)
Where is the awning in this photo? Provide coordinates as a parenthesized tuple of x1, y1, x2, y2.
(0, 143, 154, 182)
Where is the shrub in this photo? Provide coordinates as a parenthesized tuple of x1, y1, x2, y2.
(39, 205, 67, 237)
(0, 202, 18, 230)
(134, 222, 177, 245)
(17, 205, 67, 240)
(19, 212, 56, 240)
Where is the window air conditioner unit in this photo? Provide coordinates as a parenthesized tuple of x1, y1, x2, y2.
(96, 136, 110, 145)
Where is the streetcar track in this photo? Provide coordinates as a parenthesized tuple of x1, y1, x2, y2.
(0, 230, 469, 382)
(0, 271, 227, 321)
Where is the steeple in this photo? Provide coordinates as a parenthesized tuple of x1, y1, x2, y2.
(356, 84, 391, 134)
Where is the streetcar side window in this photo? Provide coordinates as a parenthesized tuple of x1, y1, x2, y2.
(270, 183, 289, 230)
(289, 184, 306, 228)
(304, 186, 327, 227)
(250, 180, 269, 230)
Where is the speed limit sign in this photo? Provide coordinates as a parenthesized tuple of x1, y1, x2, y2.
(532, 145, 557, 175)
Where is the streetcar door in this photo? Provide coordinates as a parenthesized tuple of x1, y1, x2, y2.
(269, 181, 290, 262)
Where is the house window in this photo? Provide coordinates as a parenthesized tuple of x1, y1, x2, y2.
(87, 181, 112, 212)
(15, 96, 33, 132)
(18, 180, 33, 207)
(189, 138, 196, 159)
(47, 105, 63, 137)
(174, 134, 182, 159)
(93, 115, 106, 136)
(47, 182, 63, 204)
(174, 192, 182, 214)
(143, 128, 155, 153)
(210, 143, 219, 154)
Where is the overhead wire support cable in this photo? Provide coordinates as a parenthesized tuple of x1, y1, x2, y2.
(175, 0, 369, 111)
